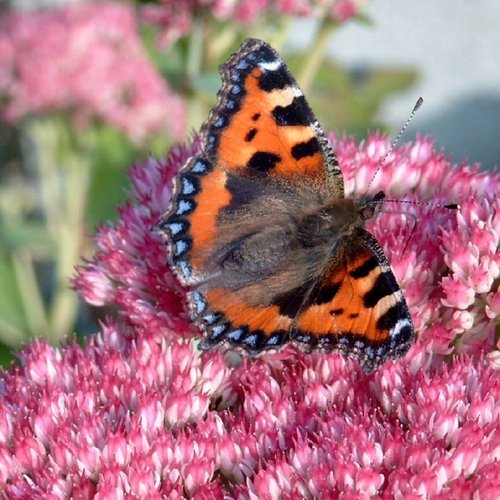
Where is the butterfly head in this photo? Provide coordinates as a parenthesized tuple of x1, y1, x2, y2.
(357, 190, 386, 221)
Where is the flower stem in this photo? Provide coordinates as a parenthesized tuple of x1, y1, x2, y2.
(49, 141, 91, 341)
(28, 118, 63, 239)
(186, 18, 204, 83)
(11, 249, 50, 339)
(186, 19, 207, 130)
(22, 116, 92, 343)
(297, 18, 338, 94)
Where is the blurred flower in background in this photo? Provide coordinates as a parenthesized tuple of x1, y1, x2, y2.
(0, 3, 185, 142)
(142, 0, 367, 49)
(0, 1, 186, 356)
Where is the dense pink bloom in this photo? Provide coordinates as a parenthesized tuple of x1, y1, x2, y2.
(330, 133, 499, 362)
(0, 2, 185, 142)
(142, 0, 367, 48)
(0, 335, 498, 496)
(76, 133, 500, 366)
(1, 134, 499, 496)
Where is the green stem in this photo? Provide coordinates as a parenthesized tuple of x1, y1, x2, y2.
(23, 116, 93, 343)
(186, 18, 205, 82)
(297, 19, 338, 94)
(186, 19, 207, 131)
(11, 249, 50, 338)
(12, 117, 63, 341)
(49, 126, 93, 342)
(28, 118, 63, 239)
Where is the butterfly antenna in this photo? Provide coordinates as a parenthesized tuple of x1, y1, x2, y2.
(365, 96, 459, 212)
(379, 199, 459, 257)
(365, 97, 424, 194)
(381, 198, 459, 210)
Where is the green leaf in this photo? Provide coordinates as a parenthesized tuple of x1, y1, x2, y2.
(0, 220, 54, 254)
(288, 55, 418, 137)
(0, 248, 29, 341)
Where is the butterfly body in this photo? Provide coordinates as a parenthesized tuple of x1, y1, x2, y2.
(159, 39, 415, 372)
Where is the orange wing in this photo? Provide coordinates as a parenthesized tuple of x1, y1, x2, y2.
(291, 229, 414, 371)
(192, 229, 413, 372)
(202, 38, 342, 184)
(159, 39, 341, 284)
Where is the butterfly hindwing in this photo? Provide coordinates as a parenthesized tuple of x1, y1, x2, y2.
(194, 288, 292, 354)
(293, 228, 414, 371)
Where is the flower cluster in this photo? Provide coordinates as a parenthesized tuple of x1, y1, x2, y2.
(331, 133, 499, 362)
(142, 0, 367, 48)
(0, 2, 185, 142)
(1, 135, 498, 496)
(0, 334, 498, 496)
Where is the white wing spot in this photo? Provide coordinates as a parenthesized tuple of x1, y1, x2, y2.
(258, 60, 282, 71)
(391, 318, 412, 338)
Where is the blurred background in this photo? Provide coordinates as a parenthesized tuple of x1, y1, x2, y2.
(0, 0, 498, 365)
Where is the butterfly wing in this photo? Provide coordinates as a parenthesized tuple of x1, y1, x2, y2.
(202, 38, 342, 185)
(159, 39, 414, 371)
(291, 228, 415, 371)
(159, 38, 341, 283)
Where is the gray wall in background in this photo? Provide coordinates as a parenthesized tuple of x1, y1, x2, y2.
(290, 0, 500, 171)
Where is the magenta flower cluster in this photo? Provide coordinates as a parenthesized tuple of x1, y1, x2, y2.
(0, 2, 185, 142)
(143, 0, 366, 47)
(332, 133, 500, 363)
(0, 135, 499, 496)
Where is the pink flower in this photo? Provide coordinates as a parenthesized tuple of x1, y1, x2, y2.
(329, 0, 367, 22)
(0, 3, 185, 143)
(2, 335, 498, 496)
(142, 0, 367, 48)
(332, 133, 499, 361)
(1, 134, 499, 496)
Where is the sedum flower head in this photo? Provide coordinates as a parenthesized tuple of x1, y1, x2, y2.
(142, 0, 368, 48)
(1, 135, 499, 496)
(332, 133, 499, 362)
(0, 2, 185, 142)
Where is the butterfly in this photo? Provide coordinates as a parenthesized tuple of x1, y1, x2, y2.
(158, 38, 415, 372)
